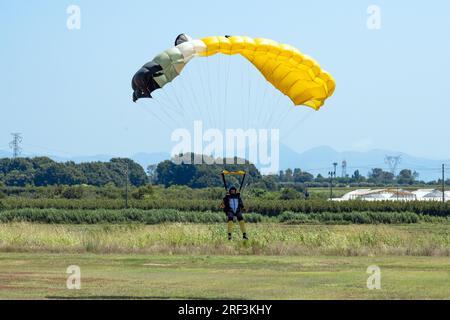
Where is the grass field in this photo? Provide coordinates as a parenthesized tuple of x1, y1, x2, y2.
(0, 253, 449, 299)
(1, 222, 449, 256)
(0, 222, 449, 299)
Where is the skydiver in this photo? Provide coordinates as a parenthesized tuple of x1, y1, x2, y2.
(221, 186, 248, 240)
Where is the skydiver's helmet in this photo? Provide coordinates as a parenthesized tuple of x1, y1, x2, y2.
(228, 186, 237, 195)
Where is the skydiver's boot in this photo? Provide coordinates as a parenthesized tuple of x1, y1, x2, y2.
(239, 220, 248, 240)
(227, 221, 233, 240)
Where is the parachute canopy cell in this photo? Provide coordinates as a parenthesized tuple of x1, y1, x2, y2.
(131, 34, 335, 110)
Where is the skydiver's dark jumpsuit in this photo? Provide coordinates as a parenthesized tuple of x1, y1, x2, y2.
(222, 192, 247, 239)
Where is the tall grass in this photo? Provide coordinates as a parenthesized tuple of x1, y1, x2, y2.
(0, 223, 448, 256)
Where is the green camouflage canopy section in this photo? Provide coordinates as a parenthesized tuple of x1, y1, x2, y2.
(132, 34, 206, 102)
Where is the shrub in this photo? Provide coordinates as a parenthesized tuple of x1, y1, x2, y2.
(62, 186, 84, 199)
(279, 211, 420, 224)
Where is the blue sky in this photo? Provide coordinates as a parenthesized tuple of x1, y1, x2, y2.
(0, 0, 449, 159)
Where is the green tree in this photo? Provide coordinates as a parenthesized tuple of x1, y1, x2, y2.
(397, 169, 417, 185)
(368, 168, 394, 185)
(132, 184, 154, 200)
(279, 188, 302, 200)
(62, 186, 84, 199)
(34, 162, 86, 186)
(293, 169, 314, 183)
(4, 170, 33, 187)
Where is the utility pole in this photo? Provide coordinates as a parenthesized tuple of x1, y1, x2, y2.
(443, 164, 445, 203)
(124, 162, 129, 209)
(328, 170, 333, 199)
(329, 163, 337, 200)
(9, 133, 22, 158)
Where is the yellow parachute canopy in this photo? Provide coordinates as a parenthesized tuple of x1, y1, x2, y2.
(132, 34, 335, 110)
(222, 170, 246, 176)
(199, 36, 335, 110)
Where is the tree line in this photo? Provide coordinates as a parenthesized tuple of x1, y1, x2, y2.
(273, 167, 426, 186)
(0, 155, 448, 189)
(0, 157, 147, 187)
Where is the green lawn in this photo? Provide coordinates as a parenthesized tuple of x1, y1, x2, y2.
(0, 253, 449, 299)
(0, 222, 449, 299)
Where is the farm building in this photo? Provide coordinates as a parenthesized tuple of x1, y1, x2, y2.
(334, 188, 450, 202)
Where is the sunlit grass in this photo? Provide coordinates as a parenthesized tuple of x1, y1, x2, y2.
(0, 223, 448, 256)
(0, 253, 449, 299)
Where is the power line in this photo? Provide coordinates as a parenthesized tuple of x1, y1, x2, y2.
(9, 133, 22, 158)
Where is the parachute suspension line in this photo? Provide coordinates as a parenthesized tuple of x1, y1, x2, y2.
(203, 52, 215, 129)
(251, 65, 264, 129)
(197, 63, 213, 127)
(240, 56, 245, 129)
(245, 60, 252, 130)
(175, 71, 202, 126)
(267, 96, 289, 130)
(249, 62, 260, 127)
(254, 73, 270, 129)
(153, 82, 185, 118)
(222, 52, 232, 131)
(221, 52, 229, 131)
(156, 89, 185, 119)
(266, 89, 283, 129)
(270, 99, 294, 131)
(180, 68, 205, 127)
(279, 109, 316, 141)
(271, 94, 293, 129)
(139, 100, 175, 130)
(267, 88, 289, 130)
(163, 84, 191, 126)
(201, 52, 213, 129)
(194, 60, 207, 125)
(157, 87, 185, 118)
(216, 53, 222, 130)
(222, 54, 230, 131)
(262, 93, 283, 130)
(258, 63, 278, 129)
(151, 95, 185, 129)
(195, 59, 214, 129)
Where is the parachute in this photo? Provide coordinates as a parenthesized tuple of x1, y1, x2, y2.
(221, 170, 247, 193)
(132, 34, 335, 110)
